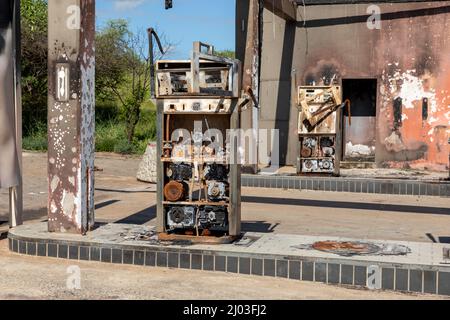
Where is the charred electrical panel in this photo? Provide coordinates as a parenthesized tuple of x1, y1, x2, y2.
(155, 42, 242, 243)
(297, 86, 348, 176)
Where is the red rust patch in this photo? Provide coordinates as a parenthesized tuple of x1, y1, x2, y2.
(312, 241, 379, 255)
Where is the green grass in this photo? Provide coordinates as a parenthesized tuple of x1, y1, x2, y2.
(22, 122, 48, 151)
(133, 105, 157, 153)
(23, 103, 157, 155)
(95, 121, 128, 153)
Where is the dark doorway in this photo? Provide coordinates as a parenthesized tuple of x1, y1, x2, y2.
(342, 79, 377, 162)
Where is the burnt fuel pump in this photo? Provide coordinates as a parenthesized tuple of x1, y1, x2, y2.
(154, 42, 243, 243)
(297, 86, 350, 176)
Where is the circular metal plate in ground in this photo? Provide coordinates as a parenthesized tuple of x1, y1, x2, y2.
(312, 241, 381, 257)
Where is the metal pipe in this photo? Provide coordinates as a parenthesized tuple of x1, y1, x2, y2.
(148, 28, 165, 99)
(165, 114, 171, 142)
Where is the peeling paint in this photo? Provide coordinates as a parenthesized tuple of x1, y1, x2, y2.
(62, 190, 75, 217)
(376, 6, 450, 170)
(50, 175, 60, 193)
(384, 132, 406, 153)
(383, 69, 438, 111)
(47, 0, 95, 234)
(345, 142, 375, 158)
(288, 3, 450, 170)
(50, 201, 57, 214)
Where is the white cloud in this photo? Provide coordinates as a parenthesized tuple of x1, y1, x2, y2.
(114, 0, 145, 10)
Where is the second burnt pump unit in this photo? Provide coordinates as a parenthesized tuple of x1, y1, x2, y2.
(297, 85, 351, 176)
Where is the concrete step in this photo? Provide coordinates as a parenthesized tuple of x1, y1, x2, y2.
(242, 174, 450, 197)
(9, 222, 450, 297)
(341, 161, 376, 169)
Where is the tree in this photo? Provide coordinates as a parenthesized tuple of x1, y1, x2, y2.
(95, 19, 129, 101)
(20, 0, 48, 135)
(215, 50, 235, 59)
(96, 20, 173, 143)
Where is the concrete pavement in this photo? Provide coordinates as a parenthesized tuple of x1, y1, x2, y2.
(1, 152, 449, 299)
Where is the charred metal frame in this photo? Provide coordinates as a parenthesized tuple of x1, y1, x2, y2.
(47, 0, 95, 234)
(155, 42, 243, 241)
(148, 28, 165, 100)
(190, 42, 241, 97)
(296, 86, 343, 176)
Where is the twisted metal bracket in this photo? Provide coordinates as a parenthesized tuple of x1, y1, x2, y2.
(148, 28, 165, 99)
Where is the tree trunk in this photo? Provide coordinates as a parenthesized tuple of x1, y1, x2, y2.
(127, 125, 135, 144)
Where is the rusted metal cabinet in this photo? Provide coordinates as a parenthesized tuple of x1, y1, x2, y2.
(296, 86, 343, 176)
(155, 42, 242, 242)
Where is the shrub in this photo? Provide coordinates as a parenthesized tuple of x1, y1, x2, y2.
(22, 121, 47, 151)
(95, 121, 126, 152)
(113, 139, 135, 154)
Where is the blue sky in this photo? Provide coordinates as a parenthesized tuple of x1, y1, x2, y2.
(96, 0, 236, 59)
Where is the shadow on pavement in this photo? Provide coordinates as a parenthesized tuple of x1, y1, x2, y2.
(242, 221, 279, 233)
(426, 233, 450, 244)
(95, 188, 155, 194)
(242, 196, 450, 216)
(115, 205, 157, 225)
(95, 200, 120, 210)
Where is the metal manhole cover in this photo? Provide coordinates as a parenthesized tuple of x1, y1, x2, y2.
(292, 241, 411, 257)
(312, 241, 381, 257)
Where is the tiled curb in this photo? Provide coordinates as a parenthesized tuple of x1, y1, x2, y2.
(242, 175, 450, 197)
(8, 233, 450, 297)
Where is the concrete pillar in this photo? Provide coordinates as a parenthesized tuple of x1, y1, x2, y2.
(11, 0, 23, 228)
(9, 186, 22, 227)
(1, 0, 23, 227)
(12, 0, 23, 228)
(47, 0, 95, 234)
(236, 0, 262, 173)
